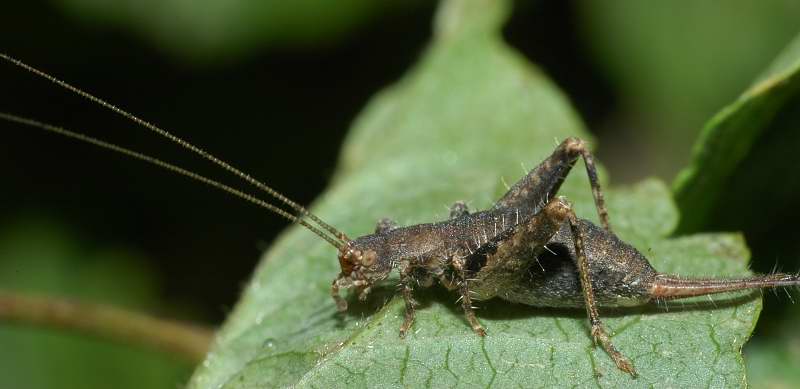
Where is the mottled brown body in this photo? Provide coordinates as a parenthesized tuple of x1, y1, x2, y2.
(332, 138, 608, 336)
(469, 218, 657, 308)
(330, 137, 800, 377)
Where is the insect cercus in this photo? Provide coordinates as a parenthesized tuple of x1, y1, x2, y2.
(2, 53, 798, 377)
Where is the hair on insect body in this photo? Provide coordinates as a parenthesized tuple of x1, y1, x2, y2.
(3, 54, 799, 378)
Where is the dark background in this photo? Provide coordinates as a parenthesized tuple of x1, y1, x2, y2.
(1, 1, 621, 323)
(1, 0, 799, 387)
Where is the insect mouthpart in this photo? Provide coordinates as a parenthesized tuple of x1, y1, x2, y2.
(337, 243, 378, 276)
(332, 241, 387, 312)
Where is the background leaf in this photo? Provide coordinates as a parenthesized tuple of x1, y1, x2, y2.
(51, 0, 424, 61)
(745, 307, 800, 389)
(189, 0, 761, 387)
(0, 219, 193, 389)
(576, 0, 800, 181)
(673, 32, 800, 234)
(671, 30, 800, 389)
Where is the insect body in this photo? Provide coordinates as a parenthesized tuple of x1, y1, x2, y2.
(331, 136, 609, 340)
(329, 136, 799, 376)
(3, 54, 799, 378)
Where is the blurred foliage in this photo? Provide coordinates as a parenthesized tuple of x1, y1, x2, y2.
(745, 308, 800, 389)
(0, 219, 193, 389)
(577, 0, 800, 180)
(671, 32, 800, 389)
(675, 35, 800, 233)
(53, 0, 423, 61)
(674, 33, 800, 235)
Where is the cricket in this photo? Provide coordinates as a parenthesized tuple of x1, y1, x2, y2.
(2, 53, 799, 378)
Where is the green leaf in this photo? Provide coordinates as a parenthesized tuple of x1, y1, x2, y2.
(673, 31, 800, 233)
(189, 0, 760, 386)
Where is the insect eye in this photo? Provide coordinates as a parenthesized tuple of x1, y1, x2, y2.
(337, 248, 360, 275)
(361, 251, 377, 267)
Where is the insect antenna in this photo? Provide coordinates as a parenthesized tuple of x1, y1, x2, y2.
(0, 112, 344, 250)
(0, 53, 349, 244)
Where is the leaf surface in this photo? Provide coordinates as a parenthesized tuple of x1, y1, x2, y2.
(189, 1, 760, 387)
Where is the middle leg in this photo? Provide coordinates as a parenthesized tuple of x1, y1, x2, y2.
(452, 255, 486, 336)
(398, 266, 418, 338)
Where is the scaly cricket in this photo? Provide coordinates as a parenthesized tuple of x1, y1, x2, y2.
(3, 54, 798, 377)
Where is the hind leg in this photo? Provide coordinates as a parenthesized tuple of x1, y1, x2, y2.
(561, 197, 636, 376)
(452, 197, 576, 335)
(495, 137, 611, 231)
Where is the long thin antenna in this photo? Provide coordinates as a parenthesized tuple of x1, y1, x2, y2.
(0, 112, 344, 250)
(0, 53, 348, 243)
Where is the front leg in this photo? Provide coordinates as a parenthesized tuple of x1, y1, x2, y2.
(563, 198, 637, 377)
(398, 266, 418, 338)
(330, 277, 348, 312)
(452, 256, 486, 336)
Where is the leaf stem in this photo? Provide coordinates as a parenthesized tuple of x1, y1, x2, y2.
(0, 290, 214, 363)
